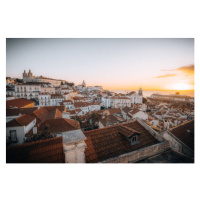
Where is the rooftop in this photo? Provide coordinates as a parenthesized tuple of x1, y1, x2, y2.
(170, 120, 194, 151)
(6, 137, 64, 163)
(6, 114, 36, 127)
(84, 120, 160, 163)
(6, 98, 34, 108)
(38, 118, 80, 134)
(6, 107, 38, 116)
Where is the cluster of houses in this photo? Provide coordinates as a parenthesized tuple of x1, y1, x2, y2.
(6, 70, 195, 163)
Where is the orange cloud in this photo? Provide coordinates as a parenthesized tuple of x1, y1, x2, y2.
(154, 74, 177, 78)
(175, 64, 194, 76)
(162, 64, 194, 76)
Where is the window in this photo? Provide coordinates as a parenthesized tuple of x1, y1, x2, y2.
(9, 130, 17, 142)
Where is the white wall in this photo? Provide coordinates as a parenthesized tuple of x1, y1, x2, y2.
(24, 119, 36, 134)
(6, 119, 36, 145)
(6, 126, 25, 145)
(131, 111, 148, 120)
(63, 141, 87, 163)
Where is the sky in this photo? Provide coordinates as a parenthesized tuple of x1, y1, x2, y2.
(6, 38, 194, 90)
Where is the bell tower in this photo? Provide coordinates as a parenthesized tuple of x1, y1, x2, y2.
(138, 87, 143, 96)
(82, 80, 86, 87)
(23, 70, 27, 78)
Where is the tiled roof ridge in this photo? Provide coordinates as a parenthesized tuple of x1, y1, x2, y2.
(84, 119, 137, 133)
(7, 118, 22, 126)
(7, 136, 63, 149)
(120, 124, 142, 134)
(15, 114, 27, 126)
(62, 118, 79, 129)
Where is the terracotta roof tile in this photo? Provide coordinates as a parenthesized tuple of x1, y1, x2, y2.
(84, 120, 159, 163)
(170, 120, 194, 151)
(6, 98, 34, 108)
(6, 137, 64, 163)
(41, 106, 65, 112)
(107, 108, 121, 115)
(38, 118, 80, 134)
(6, 114, 36, 127)
(6, 107, 38, 116)
(129, 108, 140, 115)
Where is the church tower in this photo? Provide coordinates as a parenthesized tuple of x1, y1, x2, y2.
(28, 69, 33, 78)
(82, 80, 86, 87)
(138, 87, 143, 96)
(23, 70, 27, 78)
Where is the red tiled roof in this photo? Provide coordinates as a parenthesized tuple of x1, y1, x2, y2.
(84, 120, 159, 163)
(41, 106, 65, 112)
(6, 107, 38, 116)
(66, 110, 76, 115)
(100, 114, 125, 127)
(6, 98, 34, 108)
(6, 114, 36, 127)
(119, 125, 142, 138)
(129, 108, 140, 115)
(74, 102, 90, 108)
(38, 118, 80, 134)
(107, 108, 121, 115)
(48, 109, 63, 119)
(75, 109, 82, 113)
(32, 107, 50, 122)
(6, 137, 64, 163)
(63, 100, 73, 103)
(122, 107, 132, 114)
(170, 120, 194, 151)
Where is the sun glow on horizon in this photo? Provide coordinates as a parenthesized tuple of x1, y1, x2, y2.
(172, 83, 193, 90)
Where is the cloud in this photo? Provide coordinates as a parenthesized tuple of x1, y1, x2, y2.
(175, 65, 194, 76)
(162, 64, 194, 76)
(154, 74, 177, 78)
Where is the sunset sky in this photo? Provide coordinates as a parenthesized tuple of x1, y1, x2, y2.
(6, 38, 194, 90)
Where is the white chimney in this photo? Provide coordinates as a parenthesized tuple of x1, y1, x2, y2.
(33, 127, 37, 134)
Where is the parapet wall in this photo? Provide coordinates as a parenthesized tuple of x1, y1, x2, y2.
(101, 141, 170, 163)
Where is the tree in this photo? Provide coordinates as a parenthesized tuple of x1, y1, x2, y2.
(15, 78, 23, 84)
(24, 125, 54, 143)
(86, 112, 101, 129)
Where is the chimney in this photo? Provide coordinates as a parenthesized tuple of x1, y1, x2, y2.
(33, 127, 37, 134)
(164, 119, 170, 130)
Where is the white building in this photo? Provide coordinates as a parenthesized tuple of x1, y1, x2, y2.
(15, 83, 41, 99)
(41, 86, 55, 94)
(38, 93, 51, 106)
(73, 102, 100, 116)
(101, 97, 111, 108)
(128, 108, 148, 120)
(127, 91, 143, 104)
(111, 97, 131, 108)
(6, 114, 36, 145)
(63, 100, 75, 110)
(88, 103, 101, 112)
(74, 102, 90, 116)
(50, 94, 64, 106)
(58, 87, 73, 95)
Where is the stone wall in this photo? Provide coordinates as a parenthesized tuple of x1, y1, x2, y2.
(101, 141, 170, 163)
